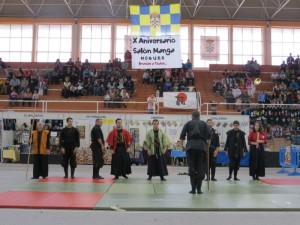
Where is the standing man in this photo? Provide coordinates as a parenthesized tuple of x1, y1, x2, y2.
(31, 121, 51, 179)
(204, 119, 220, 181)
(144, 119, 170, 181)
(90, 118, 105, 179)
(224, 120, 247, 181)
(180, 111, 211, 194)
(60, 117, 80, 179)
(147, 93, 156, 114)
(106, 118, 133, 179)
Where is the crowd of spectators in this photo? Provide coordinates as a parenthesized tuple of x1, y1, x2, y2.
(245, 57, 261, 77)
(267, 53, 300, 104)
(142, 59, 196, 97)
(212, 67, 255, 112)
(0, 57, 135, 108)
(0, 59, 46, 107)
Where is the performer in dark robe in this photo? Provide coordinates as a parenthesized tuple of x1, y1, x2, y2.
(144, 119, 170, 181)
(90, 118, 106, 179)
(205, 119, 220, 181)
(60, 117, 80, 178)
(31, 121, 50, 179)
(248, 121, 267, 180)
(106, 118, 133, 179)
(224, 120, 247, 181)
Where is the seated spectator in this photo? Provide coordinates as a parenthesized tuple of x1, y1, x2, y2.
(0, 78, 7, 95)
(32, 89, 39, 106)
(22, 88, 32, 106)
(287, 53, 294, 68)
(62, 77, 71, 98)
(6, 66, 14, 80)
(164, 79, 173, 92)
(74, 57, 81, 68)
(289, 79, 298, 92)
(104, 91, 111, 108)
(9, 75, 21, 94)
(182, 59, 192, 71)
(224, 89, 236, 109)
(83, 77, 92, 95)
(124, 50, 132, 68)
(9, 87, 18, 107)
(278, 81, 287, 92)
(28, 76, 38, 93)
(16, 67, 24, 80)
(0, 57, 6, 70)
(69, 85, 76, 99)
(185, 69, 194, 86)
(258, 91, 266, 104)
(82, 59, 90, 70)
(122, 89, 130, 108)
(279, 61, 287, 72)
(75, 79, 84, 96)
(55, 59, 62, 71)
(66, 58, 75, 67)
(93, 78, 101, 96)
(143, 70, 150, 86)
(179, 78, 188, 91)
(20, 77, 29, 94)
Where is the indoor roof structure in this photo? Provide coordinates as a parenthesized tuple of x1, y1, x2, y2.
(0, 0, 298, 21)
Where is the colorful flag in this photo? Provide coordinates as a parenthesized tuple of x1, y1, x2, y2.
(130, 4, 181, 37)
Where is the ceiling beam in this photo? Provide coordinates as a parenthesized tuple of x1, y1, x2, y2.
(232, 0, 246, 18)
(36, 0, 45, 16)
(271, 0, 290, 18)
(75, 0, 85, 17)
(260, 0, 270, 19)
(63, 0, 75, 16)
(0, 0, 6, 12)
(20, 0, 36, 16)
(220, 0, 232, 19)
(104, 0, 114, 16)
(114, 0, 125, 17)
(192, 0, 206, 19)
(181, 0, 193, 18)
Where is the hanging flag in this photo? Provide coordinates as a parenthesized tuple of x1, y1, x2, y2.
(200, 36, 220, 61)
(130, 4, 181, 37)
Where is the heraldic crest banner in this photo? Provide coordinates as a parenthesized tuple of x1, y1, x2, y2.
(200, 36, 220, 61)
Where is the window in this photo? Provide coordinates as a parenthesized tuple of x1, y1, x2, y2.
(115, 25, 131, 60)
(36, 25, 72, 62)
(180, 25, 189, 63)
(193, 26, 229, 68)
(81, 25, 112, 63)
(0, 24, 33, 62)
(233, 27, 262, 65)
(271, 28, 300, 65)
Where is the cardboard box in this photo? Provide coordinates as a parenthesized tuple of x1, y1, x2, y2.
(272, 138, 290, 152)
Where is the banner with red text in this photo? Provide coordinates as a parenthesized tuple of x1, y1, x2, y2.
(163, 92, 198, 109)
(131, 35, 181, 69)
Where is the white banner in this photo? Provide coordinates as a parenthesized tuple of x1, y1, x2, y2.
(163, 92, 198, 109)
(131, 36, 182, 69)
(200, 36, 220, 61)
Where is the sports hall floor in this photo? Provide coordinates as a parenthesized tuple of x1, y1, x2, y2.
(0, 164, 299, 225)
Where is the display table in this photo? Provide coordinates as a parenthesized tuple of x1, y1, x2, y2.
(2, 149, 20, 162)
(171, 150, 187, 165)
(217, 151, 279, 167)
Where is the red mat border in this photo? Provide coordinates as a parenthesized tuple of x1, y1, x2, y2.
(260, 178, 300, 185)
(0, 191, 104, 210)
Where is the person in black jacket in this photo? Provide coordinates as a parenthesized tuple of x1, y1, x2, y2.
(60, 117, 80, 178)
(224, 120, 247, 181)
(180, 111, 211, 194)
(90, 118, 106, 179)
(204, 119, 220, 181)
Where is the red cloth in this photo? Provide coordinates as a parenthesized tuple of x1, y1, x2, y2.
(248, 131, 267, 145)
(106, 128, 133, 153)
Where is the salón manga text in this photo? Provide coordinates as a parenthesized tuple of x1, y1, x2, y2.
(133, 48, 175, 55)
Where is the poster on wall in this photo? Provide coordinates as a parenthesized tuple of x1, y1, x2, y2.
(200, 36, 220, 61)
(76, 126, 85, 139)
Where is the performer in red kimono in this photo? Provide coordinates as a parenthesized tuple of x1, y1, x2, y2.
(248, 121, 267, 180)
(106, 118, 133, 179)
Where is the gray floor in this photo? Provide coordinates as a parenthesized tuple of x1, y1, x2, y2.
(0, 163, 300, 225)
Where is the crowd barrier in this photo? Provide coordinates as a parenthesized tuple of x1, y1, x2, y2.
(277, 146, 300, 176)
